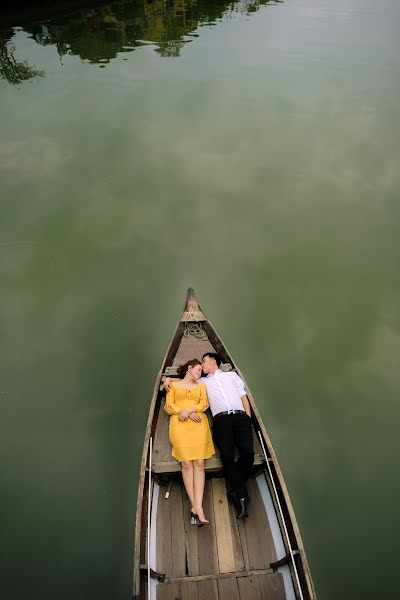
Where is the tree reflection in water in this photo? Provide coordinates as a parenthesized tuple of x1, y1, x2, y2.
(0, 33, 44, 85)
(0, 0, 278, 83)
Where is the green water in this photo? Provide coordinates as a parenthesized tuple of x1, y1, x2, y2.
(1, 1, 399, 598)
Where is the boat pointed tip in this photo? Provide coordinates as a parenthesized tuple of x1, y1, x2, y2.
(182, 288, 206, 321)
(186, 287, 196, 300)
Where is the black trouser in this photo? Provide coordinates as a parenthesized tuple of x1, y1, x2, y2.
(212, 413, 255, 499)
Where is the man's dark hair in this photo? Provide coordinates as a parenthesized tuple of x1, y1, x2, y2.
(202, 352, 222, 367)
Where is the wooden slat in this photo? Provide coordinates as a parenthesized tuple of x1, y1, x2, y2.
(217, 577, 240, 600)
(242, 479, 278, 570)
(181, 310, 206, 322)
(156, 485, 172, 577)
(237, 518, 250, 572)
(165, 363, 233, 376)
(258, 572, 286, 599)
(170, 480, 186, 577)
(174, 572, 282, 600)
(163, 567, 274, 584)
(172, 337, 215, 366)
(153, 453, 266, 474)
(228, 499, 245, 572)
(180, 581, 199, 600)
(237, 576, 261, 600)
(212, 479, 236, 573)
(153, 403, 172, 463)
(198, 579, 218, 600)
(156, 582, 181, 600)
(197, 480, 219, 575)
(182, 484, 200, 577)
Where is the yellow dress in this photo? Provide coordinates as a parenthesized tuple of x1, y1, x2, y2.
(164, 382, 215, 462)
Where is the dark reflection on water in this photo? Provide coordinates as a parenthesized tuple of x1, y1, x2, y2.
(0, 0, 277, 81)
(0, 34, 45, 84)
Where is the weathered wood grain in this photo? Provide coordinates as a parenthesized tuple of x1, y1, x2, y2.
(212, 478, 236, 573)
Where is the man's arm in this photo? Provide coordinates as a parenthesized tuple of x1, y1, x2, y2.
(232, 373, 250, 417)
(163, 376, 181, 392)
(241, 394, 251, 418)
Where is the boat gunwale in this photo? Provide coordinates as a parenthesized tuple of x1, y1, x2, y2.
(132, 317, 186, 594)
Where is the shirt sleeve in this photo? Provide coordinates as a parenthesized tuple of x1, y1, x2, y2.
(196, 382, 209, 412)
(232, 372, 246, 397)
(164, 387, 181, 415)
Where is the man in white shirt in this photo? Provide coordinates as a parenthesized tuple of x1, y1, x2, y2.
(164, 352, 254, 518)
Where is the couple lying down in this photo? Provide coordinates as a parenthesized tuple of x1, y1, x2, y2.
(163, 352, 254, 526)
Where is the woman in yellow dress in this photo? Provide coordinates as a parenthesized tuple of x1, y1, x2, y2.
(164, 358, 215, 526)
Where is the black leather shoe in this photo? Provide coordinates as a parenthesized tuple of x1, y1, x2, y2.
(237, 498, 247, 519)
(237, 495, 251, 519)
(227, 489, 241, 515)
(228, 490, 249, 518)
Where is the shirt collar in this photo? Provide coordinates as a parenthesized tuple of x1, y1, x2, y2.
(207, 369, 221, 378)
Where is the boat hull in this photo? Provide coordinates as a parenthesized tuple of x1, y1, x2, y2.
(133, 289, 316, 600)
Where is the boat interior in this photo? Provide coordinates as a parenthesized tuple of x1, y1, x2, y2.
(146, 328, 300, 599)
(150, 474, 297, 600)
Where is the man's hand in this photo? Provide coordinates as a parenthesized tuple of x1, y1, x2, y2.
(164, 377, 172, 391)
(163, 377, 182, 392)
(189, 413, 201, 423)
(241, 394, 252, 419)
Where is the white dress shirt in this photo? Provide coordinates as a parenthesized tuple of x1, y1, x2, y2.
(199, 369, 246, 417)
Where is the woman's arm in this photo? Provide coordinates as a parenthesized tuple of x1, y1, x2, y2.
(165, 387, 198, 420)
(164, 387, 181, 415)
(196, 383, 209, 413)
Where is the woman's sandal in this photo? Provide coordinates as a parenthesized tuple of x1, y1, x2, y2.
(194, 515, 209, 527)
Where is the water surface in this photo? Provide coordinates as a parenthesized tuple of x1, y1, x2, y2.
(1, 1, 399, 598)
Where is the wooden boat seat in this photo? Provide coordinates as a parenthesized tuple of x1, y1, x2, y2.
(152, 452, 266, 474)
(152, 401, 266, 475)
(162, 362, 235, 378)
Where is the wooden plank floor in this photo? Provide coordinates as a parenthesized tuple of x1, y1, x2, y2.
(157, 573, 285, 600)
(172, 336, 215, 368)
(155, 477, 286, 599)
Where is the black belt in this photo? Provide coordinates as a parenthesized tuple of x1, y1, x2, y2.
(214, 410, 246, 418)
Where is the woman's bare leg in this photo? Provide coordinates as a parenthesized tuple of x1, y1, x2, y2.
(193, 459, 208, 522)
(181, 461, 195, 511)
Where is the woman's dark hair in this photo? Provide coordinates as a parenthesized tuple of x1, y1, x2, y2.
(177, 358, 201, 379)
(202, 352, 222, 367)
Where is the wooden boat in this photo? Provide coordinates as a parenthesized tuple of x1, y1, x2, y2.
(133, 289, 316, 600)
